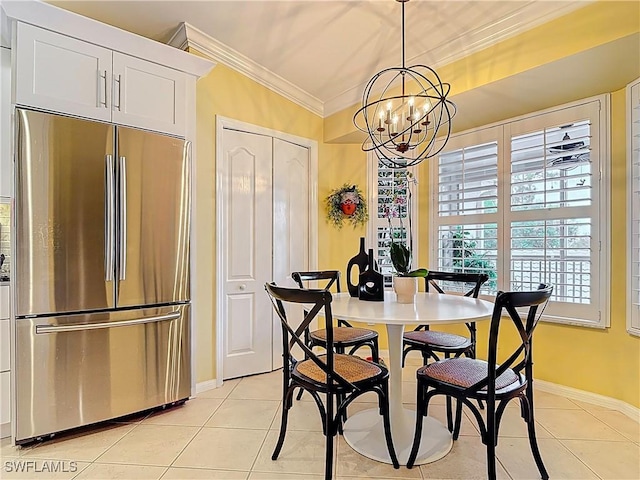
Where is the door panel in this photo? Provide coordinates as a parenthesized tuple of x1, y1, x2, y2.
(15, 23, 112, 122)
(116, 127, 190, 308)
(15, 305, 190, 443)
(272, 139, 310, 369)
(112, 52, 186, 136)
(222, 129, 273, 379)
(15, 109, 115, 317)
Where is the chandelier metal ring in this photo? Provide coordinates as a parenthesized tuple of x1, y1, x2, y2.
(353, 0, 456, 169)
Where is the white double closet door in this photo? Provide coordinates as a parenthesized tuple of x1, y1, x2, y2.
(220, 127, 311, 380)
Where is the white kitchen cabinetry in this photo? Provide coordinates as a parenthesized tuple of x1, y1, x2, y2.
(1, 46, 12, 198)
(1, 284, 10, 438)
(112, 52, 185, 134)
(15, 23, 186, 136)
(15, 22, 112, 123)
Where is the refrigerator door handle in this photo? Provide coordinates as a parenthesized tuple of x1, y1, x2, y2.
(118, 155, 127, 281)
(35, 312, 181, 334)
(105, 155, 115, 282)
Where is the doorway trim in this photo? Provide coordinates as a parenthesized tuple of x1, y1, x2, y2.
(215, 115, 318, 385)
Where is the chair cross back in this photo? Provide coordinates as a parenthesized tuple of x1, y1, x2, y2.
(425, 270, 489, 297)
(473, 285, 552, 394)
(291, 270, 341, 292)
(265, 282, 355, 391)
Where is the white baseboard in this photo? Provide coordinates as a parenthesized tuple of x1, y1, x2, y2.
(535, 379, 640, 421)
(386, 349, 640, 421)
(0, 422, 10, 439)
(195, 378, 220, 394)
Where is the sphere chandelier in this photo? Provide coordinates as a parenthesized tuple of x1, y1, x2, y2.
(353, 0, 456, 169)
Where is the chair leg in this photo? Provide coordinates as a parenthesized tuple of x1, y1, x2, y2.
(485, 400, 497, 480)
(523, 391, 549, 480)
(407, 380, 426, 469)
(272, 386, 294, 460)
(295, 386, 304, 401)
(452, 398, 463, 440)
(325, 393, 334, 480)
(446, 395, 454, 433)
(371, 339, 380, 363)
(401, 345, 411, 367)
(378, 383, 400, 469)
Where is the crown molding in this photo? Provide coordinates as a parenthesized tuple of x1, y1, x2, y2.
(323, 1, 589, 117)
(2, 0, 213, 77)
(168, 22, 324, 117)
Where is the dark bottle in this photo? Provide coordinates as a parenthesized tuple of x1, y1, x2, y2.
(358, 249, 384, 302)
(346, 237, 369, 297)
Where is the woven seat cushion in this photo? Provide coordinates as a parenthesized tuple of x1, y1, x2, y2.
(404, 330, 471, 349)
(419, 357, 521, 391)
(310, 327, 377, 344)
(295, 354, 383, 384)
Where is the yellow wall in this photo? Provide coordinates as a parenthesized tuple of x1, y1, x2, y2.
(191, 0, 639, 409)
(191, 59, 322, 382)
(325, 0, 640, 143)
(320, 2, 640, 408)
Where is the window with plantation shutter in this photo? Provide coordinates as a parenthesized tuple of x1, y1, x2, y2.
(628, 78, 640, 336)
(432, 127, 501, 296)
(431, 96, 610, 328)
(368, 155, 418, 288)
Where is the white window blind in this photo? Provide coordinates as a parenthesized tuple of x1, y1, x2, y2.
(628, 79, 640, 336)
(438, 142, 498, 217)
(431, 97, 609, 328)
(432, 127, 501, 296)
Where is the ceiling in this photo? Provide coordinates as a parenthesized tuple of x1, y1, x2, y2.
(46, 0, 638, 126)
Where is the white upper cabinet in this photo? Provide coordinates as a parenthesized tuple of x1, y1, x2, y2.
(15, 23, 112, 123)
(1, 46, 12, 197)
(112, 52, 185, 135)
(15, 23, 188, 136)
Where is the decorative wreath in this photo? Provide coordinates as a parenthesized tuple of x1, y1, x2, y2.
(325, 184, 369, 229)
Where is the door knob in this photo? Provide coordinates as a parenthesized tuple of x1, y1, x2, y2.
(238, 284, 246, 290)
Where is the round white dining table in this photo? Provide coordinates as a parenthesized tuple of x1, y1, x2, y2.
(330, 290, 494, 466)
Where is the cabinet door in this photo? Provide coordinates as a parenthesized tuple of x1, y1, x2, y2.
(15, 23, 112, 122)
(1, 47, 11, 197)
(112, 53, 186, 136)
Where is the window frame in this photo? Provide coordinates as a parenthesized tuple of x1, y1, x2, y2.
(430, 95, 610, 328)
(627, 78, 640, 336)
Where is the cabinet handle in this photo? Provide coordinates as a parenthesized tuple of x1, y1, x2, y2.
(114, 74, 122, 111)
(99, 70, 107, 107)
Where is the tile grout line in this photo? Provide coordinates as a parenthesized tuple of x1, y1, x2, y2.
(578, 402, 640, 443)
(555, 438, 605, 480)
(162, 395, 233, 472)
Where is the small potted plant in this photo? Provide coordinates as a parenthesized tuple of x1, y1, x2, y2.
(390, 240, 427, 303)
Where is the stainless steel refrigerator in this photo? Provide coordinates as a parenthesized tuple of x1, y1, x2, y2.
(14, 109, 191, 444)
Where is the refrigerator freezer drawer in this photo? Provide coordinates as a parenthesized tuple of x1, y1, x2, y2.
(15, 304, 190, 443)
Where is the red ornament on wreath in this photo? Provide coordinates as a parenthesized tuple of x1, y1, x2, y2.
(341, 200, 357, 216)
(340, 191, 359, 216)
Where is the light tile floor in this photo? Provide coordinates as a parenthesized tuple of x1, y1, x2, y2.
(1, 366, 638, 480)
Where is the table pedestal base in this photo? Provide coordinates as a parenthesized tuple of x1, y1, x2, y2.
(342, 407, 453, 465)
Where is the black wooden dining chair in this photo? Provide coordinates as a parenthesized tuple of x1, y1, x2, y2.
(265, 282, 399, 480)
(407, 284, 553, 480)
(402, 271, 489, 366)
(402, 271, 489, 429)
(292, 271, 379, 362)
